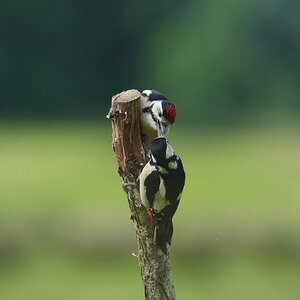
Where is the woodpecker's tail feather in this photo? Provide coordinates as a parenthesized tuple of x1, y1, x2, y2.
(154, 219, 174, 255)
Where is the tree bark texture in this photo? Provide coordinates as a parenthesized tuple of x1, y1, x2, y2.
(107, 89, 175, 300)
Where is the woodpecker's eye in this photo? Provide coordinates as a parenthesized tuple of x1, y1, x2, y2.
(158, 112, 163, 117)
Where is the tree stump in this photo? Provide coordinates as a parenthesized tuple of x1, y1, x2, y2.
(107, 89, 175, 300)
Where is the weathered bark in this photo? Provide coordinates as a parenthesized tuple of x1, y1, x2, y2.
(107, 89, 175, 300)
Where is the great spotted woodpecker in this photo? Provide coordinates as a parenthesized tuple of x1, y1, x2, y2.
(140, 89, 176, 149)
(139, 137, 185, 254)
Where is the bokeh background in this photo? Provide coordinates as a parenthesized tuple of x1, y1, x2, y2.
(1, 0, 300, 299)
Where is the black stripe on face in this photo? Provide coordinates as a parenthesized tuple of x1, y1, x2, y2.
(152, 112, 158, 124)
(142, 104, 154, 113)
(156, 120, 162, 134)
(142, 104, 158, 125)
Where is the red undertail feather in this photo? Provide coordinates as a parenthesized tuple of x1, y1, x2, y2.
(145, 207, 154, 222)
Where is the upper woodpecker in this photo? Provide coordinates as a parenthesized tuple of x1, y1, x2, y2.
(140, 89, 176, 149)
(139, 137, 185, 254)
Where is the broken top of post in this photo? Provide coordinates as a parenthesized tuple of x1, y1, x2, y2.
(109, 89, 145, 177)
(112, 89, 140, 103)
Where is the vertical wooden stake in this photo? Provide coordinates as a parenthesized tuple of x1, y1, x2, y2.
(107, 89, 175, 300)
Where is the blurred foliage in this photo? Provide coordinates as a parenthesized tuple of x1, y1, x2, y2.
(139, 0, 300, 123)
(0, 0, 299, 122)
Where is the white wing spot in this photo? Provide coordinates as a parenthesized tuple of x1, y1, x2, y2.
(168, 161, 177, 170)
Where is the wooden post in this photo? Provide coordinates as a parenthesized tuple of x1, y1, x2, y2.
(107, 89, 175, 300)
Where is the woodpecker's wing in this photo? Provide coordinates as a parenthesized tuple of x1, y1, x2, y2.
(163, 156, 185, 204)
(139, 162, 160, 209)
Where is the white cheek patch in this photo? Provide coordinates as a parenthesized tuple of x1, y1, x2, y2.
(143, 114, 158, 134)
(152, 102, 162, 117)
(168, 161, 177, 170)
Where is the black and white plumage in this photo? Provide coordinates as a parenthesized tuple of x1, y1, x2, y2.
(140, 89, 176, 149)
(139, 137, 185, 254)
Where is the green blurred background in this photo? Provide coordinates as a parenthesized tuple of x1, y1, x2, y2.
(1, 0, 300, 299)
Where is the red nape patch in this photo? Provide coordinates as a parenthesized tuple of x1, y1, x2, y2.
(166, 104, 176, 124)
(145, 207, 154, 222)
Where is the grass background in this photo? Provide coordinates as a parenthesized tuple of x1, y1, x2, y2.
(0, 121, 300, 299)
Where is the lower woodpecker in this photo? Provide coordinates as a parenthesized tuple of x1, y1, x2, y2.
(139, 137, 185, 254)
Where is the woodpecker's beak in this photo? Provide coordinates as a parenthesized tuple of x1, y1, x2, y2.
(158, 122, 169, 136)
(161, 126, 168, 136)
(156, 121, 163, 136)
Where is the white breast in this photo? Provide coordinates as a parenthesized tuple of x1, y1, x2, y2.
(153, 177, 169, 212)
(139, 162, 156, 208)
